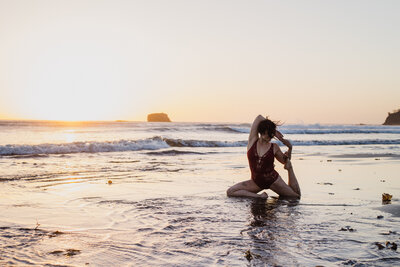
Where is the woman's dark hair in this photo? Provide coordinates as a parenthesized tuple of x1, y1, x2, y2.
(257, 119, 277, 138)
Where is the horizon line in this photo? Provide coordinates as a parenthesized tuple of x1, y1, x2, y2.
(0, 118, 387, 125)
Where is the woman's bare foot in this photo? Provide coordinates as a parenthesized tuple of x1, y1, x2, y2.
(284, 159, 293, 170)
(259, 192, 268, 198)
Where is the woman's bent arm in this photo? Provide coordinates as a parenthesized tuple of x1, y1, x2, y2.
(274, 144, 288, 164)
(274, 131, 292, 160)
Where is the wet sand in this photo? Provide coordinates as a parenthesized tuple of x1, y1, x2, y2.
(1, 154, 399, 266)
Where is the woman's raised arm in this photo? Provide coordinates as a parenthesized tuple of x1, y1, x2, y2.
(248, 115, 265, 149)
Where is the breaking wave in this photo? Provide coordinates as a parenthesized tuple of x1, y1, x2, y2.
(0, 137, 169, 156)
(0, 137, 246, 156)
(1, 137, 399, 156)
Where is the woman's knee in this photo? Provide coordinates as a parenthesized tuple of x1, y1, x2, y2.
(226, 187, 233, 196)
(226, 185, 239, 196)
(227, 181, 247, 196)
(226, 184, 235, 196)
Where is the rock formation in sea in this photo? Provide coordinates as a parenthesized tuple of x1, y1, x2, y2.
(383, 109, 400, 125)
(147, 113, 171, 122)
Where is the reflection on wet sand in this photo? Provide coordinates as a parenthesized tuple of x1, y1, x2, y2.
(244, 198, 301, 265)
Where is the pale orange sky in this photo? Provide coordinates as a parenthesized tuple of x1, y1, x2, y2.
(0, 0, 399, 124)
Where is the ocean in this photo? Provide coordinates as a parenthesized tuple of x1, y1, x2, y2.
(1, 121, 399, 266)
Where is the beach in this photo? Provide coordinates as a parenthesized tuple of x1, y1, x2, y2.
(1, 121, 399, 266)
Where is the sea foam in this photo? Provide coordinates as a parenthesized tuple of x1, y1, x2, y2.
(1, 136, 399, 156)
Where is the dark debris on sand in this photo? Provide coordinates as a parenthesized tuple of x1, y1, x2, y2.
(379, 230, 397, 236)
(317, 182, 333, 186)
(49, 250, 64, 255)
(49, 249, 81, 257)
(48, 230, 65, 238)
(382, 193, 393, 205)
(244, 249, 262, 262)
(343, 259, 358, 265)
(374, 241, 398, 251)
(66, 249, 81, 256)
(339, 226, 355, 232)
(244, 250, 253, 261)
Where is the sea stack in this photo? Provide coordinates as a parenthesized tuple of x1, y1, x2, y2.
(147, 113, 171, 122)
(383, 109, 400, 125)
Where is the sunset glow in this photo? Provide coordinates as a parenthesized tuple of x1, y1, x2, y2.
(0, 0, 399, 123)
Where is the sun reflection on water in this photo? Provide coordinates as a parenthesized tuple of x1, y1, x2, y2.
(63, 130, 77, 143)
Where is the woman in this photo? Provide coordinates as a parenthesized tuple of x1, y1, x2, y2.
(227, 115, 301, 199)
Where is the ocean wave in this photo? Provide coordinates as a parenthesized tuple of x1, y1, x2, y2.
(2, 121, 399, 136)
(205, 126, 250, 133)
(206, 125, 400, 135)
(200, 127, 400, 135)
(0, 137, 170, 156)
(202, 124, 400, 135)
(282, 129, 400, 135)
(145, 149, 207, 156)
(0, 137, 246, 156)
(1, 137, 399, 156)
(197, 126, 400, 135)
(293, 139, 400, 146)
(163, 138, 247, 148)
(146, 125, 250, 134)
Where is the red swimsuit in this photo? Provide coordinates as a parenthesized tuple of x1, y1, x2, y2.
(247, 141, 279, 189)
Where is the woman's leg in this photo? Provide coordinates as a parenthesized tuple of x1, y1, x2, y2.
(227, 179, 267, 198)
(269, 177, 299, 199)
(285, 160, 301, 196)
(269, 161, 300, 199)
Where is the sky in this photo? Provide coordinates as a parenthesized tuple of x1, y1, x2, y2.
(0, 0, 399, 124)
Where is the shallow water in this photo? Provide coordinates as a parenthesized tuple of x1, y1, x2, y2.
(1, 121, 400, 266)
